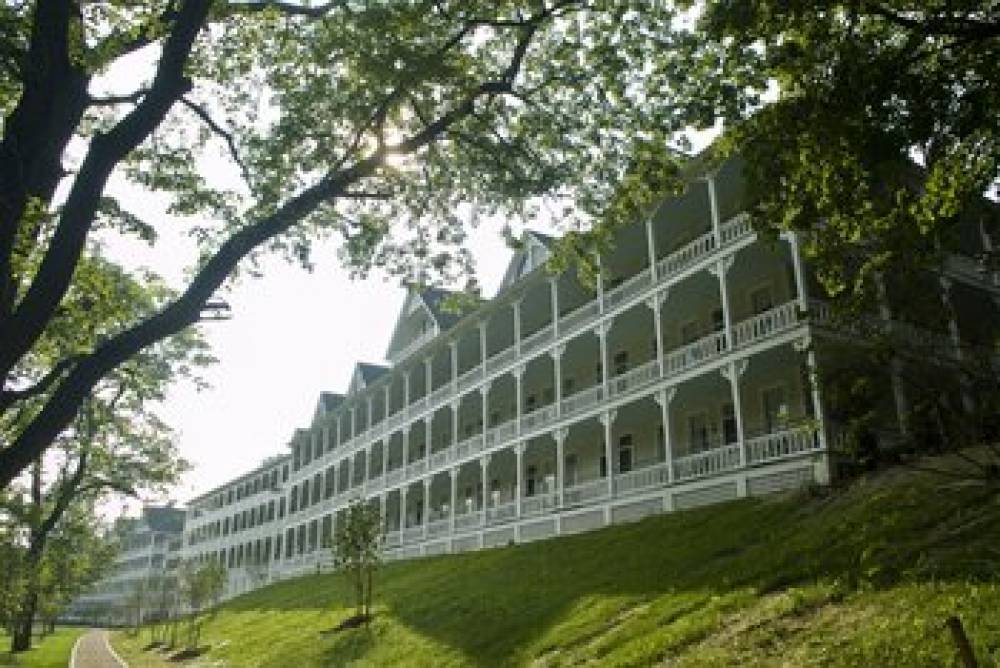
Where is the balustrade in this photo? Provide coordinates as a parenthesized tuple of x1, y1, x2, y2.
(673, 443, 741, 481)
(746, 426, 819, 464)
(614, 462, 669, 495)
(562, 478, 609, 505)
(663, 330, 727, 376)
(521, 323, 554, 357)
(560, 384, 604, 419)
(485, 501, 517, 525)
(604, 267, 653, 311)
(454, 511, 483, 531)
(607, 358, 660, 400)
(733, 301, 799, 348)
(521, 493, 558, 516)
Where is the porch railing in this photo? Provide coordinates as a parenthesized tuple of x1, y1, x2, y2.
(563, 478, 609, 505)
(746, 425, 819, 464)
(673, 443, 742, 481)
(613, 462, 669, 495)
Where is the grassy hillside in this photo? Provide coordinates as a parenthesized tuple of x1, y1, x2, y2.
(114, 455, 1000, 667)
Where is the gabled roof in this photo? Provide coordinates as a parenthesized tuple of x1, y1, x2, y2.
(311, 391, 343, 424)
(348, 362, 389, 394)
(420, 287, 463, 330)
(497, 230, 555, 293)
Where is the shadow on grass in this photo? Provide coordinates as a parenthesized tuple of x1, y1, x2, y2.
(216, 460, 1000, 666)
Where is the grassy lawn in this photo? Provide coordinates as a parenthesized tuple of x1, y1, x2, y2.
(0, 628, 88, 668)
(114, 453, 1000, 667)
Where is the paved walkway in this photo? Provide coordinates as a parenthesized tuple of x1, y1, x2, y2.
(70, 630, 127, 668)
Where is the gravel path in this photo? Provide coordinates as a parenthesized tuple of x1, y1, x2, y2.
(70, 629, 127, 668)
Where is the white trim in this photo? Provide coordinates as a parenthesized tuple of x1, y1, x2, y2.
(103, 630, 129, 667)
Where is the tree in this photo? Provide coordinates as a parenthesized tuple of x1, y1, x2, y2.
(0, 0, 692, 489)
(178, 559, 226, 650)
(1, 316, 198, 652)
(660, 1, 998, 297)
(332, 499, 383, 623)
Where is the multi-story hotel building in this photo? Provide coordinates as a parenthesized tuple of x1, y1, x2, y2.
(180, 157, 998, 597)
(68, 505, 186, 624)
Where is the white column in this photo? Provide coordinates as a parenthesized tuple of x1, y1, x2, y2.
(404, 371, 411, 409)
(335, 419, 341, 450)
(399, 487, 407, 530)
(514, 442, 524, 518)
(600, 410, 616, 496)
(350, 405, 357, 440)
(383, 385, 391, 420)
(451, 401, 459, 448)
(480, 383, 491, 436)
(596, 322, 611, 397)
(381, 441, 388, 478)
(656, 388, 676, 482)
(554, 428, 567, 508)
(513, 300, 522, 356)
(721, 360, 747, 467)
(805, 347, 829, 452)
(449, 468, 458, 533)
(402, 430, 410, 468)
(424, 419, 432, 461)
(712, 258, 734, 348)
(552, 346, 564, 417)
(788, 231, 809, 311)
(645, 216, 658, 281)
(480, 455, 490, 521)
(514, 364, 524, 434)
(424, 357, 433, 397)
(550, 278, 560, 338)
(450, 340, 459, 388)
(322, 424, 331, 455)
(706, 173, 721, 243)
(648, 289, 666, 376)
(366, 396, 373, 431)
(347, 455, 355, 492)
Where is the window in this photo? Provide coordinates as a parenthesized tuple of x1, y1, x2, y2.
(614, 351, 629, 375)
(565, 454, 578, 486)
(618, 434, 633, 473)
(526, 465, 537, 497)
(274, 534, 283, 561)
(563, 378, 575, 395)
(526, 394, 537, 412)
(543, 387, 554, 404)
(688, 412, 710, 451)
(312, 473, 322, 504)
(762, 385, 788, 433)
(321, 515, 333, 548)
(712, 308, 725, 332)
(278, 497, 286, 519)
(722, 403, 738, 444)
(750, 285, 774, 315)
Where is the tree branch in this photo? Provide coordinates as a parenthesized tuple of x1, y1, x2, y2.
(0, 354, 83, 413)
(0, 0, 213, 385)
(179, 95, 251, 184)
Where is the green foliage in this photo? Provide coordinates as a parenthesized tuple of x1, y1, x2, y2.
(111, 455, 1000, 666)
(332, 500, 383, 620)
(663, 1, 999, 298)
(177, 559, 227, 649)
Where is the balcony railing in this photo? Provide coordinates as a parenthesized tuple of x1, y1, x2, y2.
(521, 323, 554, 357)
(521, 493, 558, 516)
(426, 518, 451, 538)
(673, 443, 742, 481)
(733, 302, 800, 348)
(560, 385, 604, 419)
(664, 330, 728, 376)
(746, 425, 820, 464)
(403, 526, 425, 543)
(563, 478, 609, 506)
(484, 418, 517, 448)
(606, 358, 660, 400)
(613, 462, 669, 495)
(485, 500, 517, 525)
(604, 267, 653, 311)
(455, 433, 484, 459)
(454, 511, 483, 531)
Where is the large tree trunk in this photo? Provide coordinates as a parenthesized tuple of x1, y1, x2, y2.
(11, 576, 39, 652)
